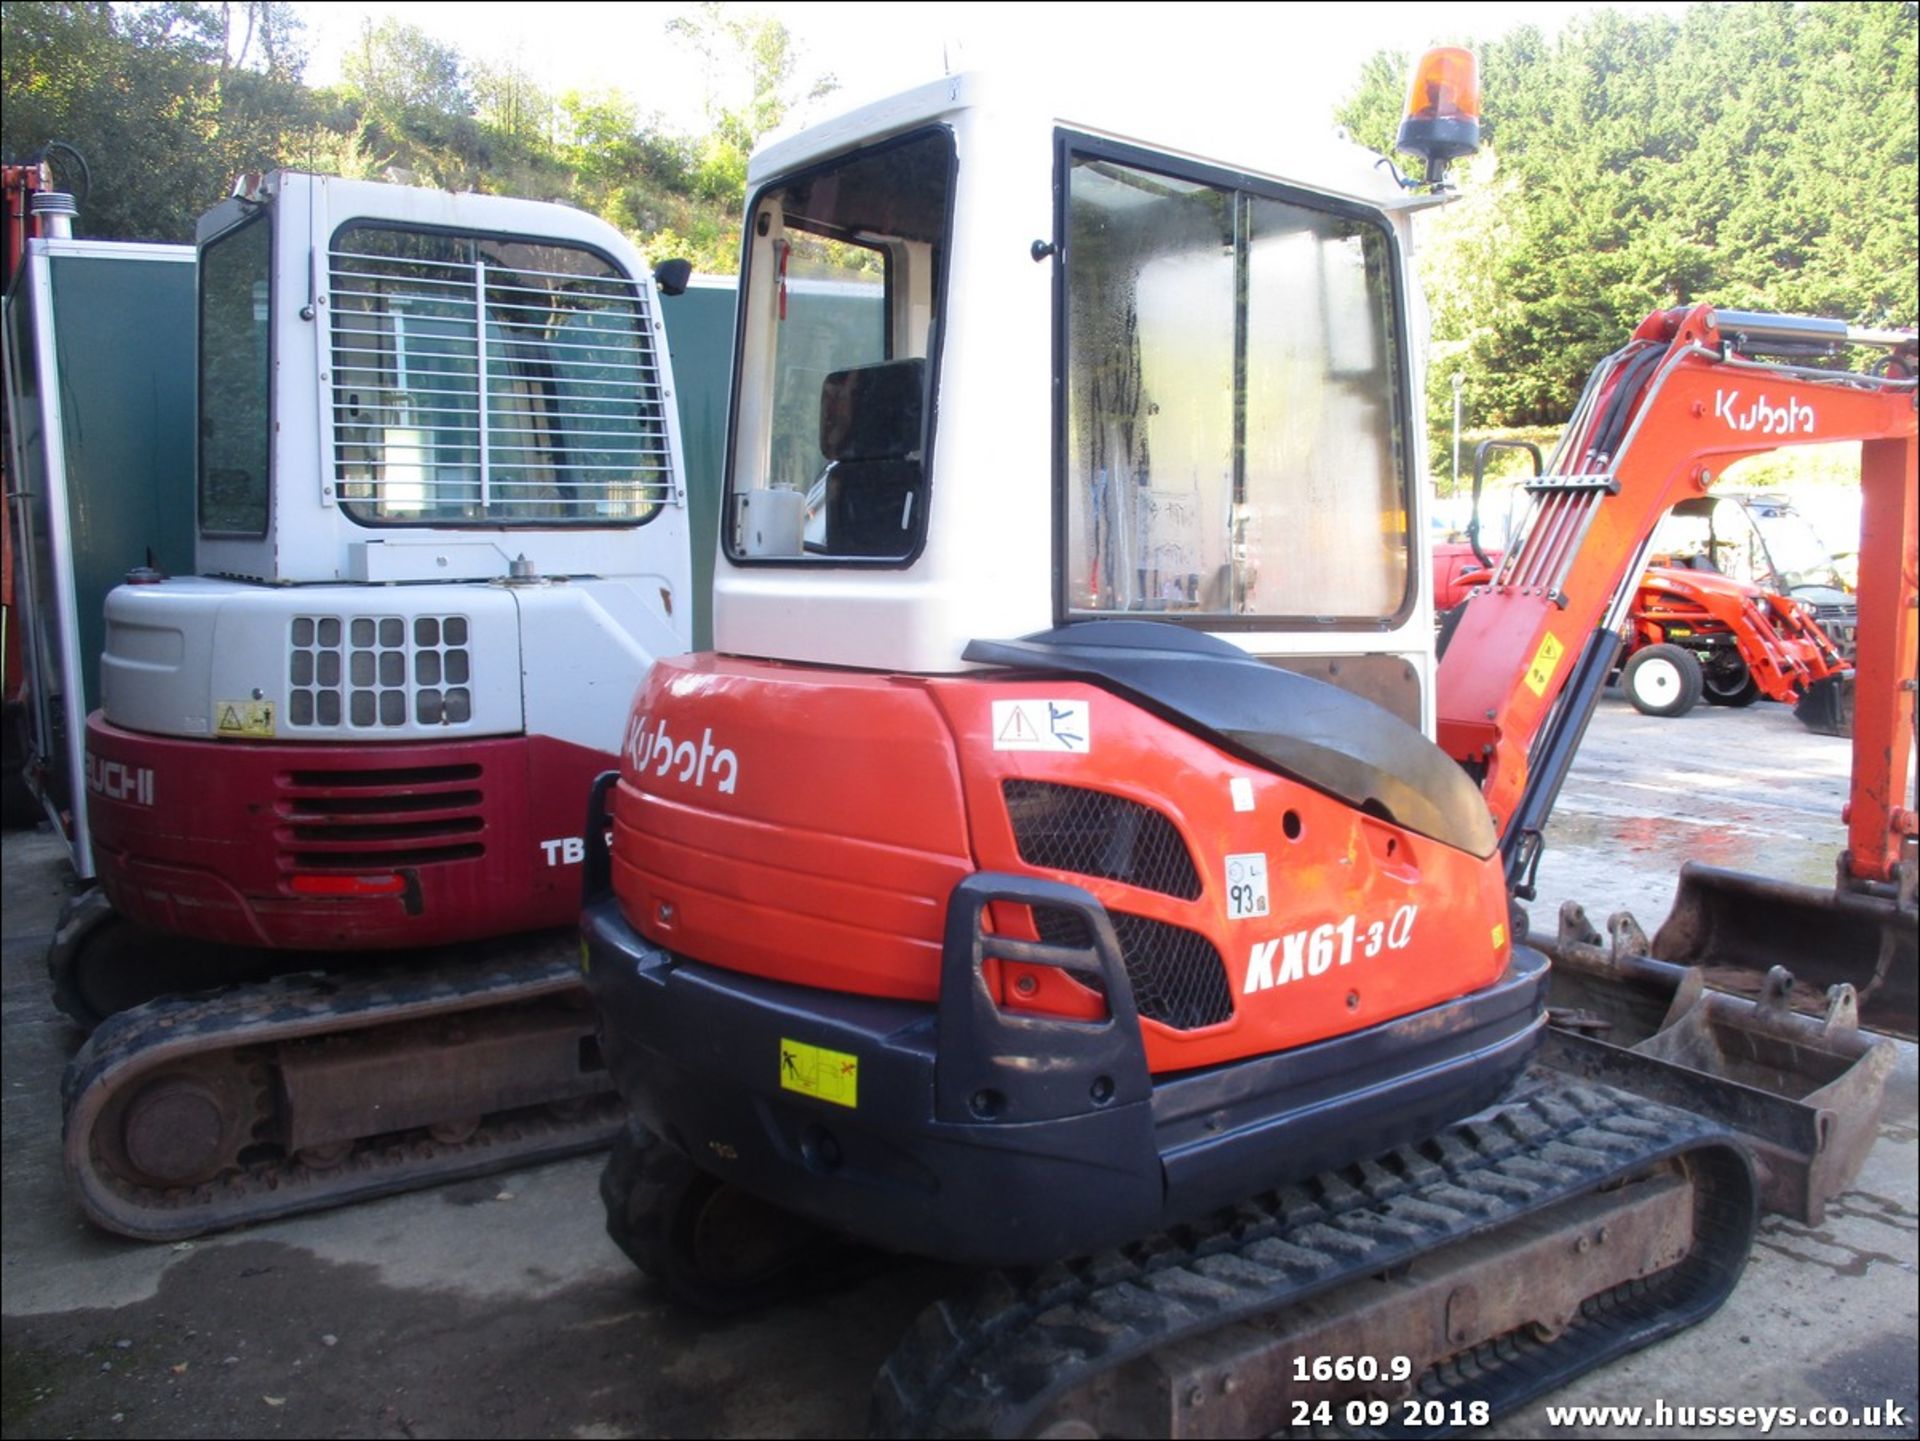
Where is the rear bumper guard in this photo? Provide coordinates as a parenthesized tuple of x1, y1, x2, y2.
(580, 833, 1546, 1266)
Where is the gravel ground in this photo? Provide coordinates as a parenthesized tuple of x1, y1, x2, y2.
(3, 693, 1914, 1439)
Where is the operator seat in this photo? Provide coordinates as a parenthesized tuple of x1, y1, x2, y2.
(817, 358, 925, 555)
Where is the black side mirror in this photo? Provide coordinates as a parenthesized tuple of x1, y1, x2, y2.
(653, 258, 693, 297)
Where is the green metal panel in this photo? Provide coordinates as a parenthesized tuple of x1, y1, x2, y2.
(660, 283, 735, 651)
(48, 251, 197, 711)
(660, 279, 889, 649)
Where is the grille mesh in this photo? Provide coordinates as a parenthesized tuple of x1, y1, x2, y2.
(1033, 906, 1234, 1031)
(1003, 781, 1201, 900)
(288, 614, 473, 729)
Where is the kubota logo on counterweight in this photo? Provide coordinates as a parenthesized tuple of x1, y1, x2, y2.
(1243, 905, 1418, 994)
(624, 712, 739, 795)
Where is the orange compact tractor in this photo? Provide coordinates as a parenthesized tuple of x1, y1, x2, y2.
(1619, 562, 1850, 724)
(1438, 470, 1857, 729)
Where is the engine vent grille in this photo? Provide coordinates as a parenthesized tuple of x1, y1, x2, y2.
(287, 615, 473, 729)
(1034, 906, 1234, 1031)
(276, 762, 486, 869)
(1808, 602, 1856, 659)
(1003, 781, 1201, 900)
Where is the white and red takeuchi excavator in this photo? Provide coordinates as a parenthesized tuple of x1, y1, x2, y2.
(9, 170, 696, 1237)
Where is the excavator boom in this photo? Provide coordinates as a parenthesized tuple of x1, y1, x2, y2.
(1437, 303, 1916, 1033)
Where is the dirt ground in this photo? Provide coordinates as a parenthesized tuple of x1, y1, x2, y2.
(4, 695, 1916, 1439)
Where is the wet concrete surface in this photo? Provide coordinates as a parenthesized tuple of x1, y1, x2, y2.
(4, 694, 1915, 1438)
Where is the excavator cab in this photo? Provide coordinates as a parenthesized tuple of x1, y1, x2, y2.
(716, 86, 1442, 711)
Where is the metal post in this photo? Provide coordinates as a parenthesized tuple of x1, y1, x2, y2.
(475, 259, 490, 509)
(1450, 369, 1464, 494)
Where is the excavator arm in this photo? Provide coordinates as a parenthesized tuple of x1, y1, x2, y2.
(1437, 303, 1917, 892)
(1437, 303, 1917, 1033)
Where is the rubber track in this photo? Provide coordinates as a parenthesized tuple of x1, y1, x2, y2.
(63, 947, 622, 1241)
(870, 1074, 1756, 1439)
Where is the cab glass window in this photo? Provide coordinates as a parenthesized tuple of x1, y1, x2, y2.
(724, 127, 954, 564)
(1062, 146, 1411, 623)
(329, 226, 669, 527)
(199, 213, 272, 536)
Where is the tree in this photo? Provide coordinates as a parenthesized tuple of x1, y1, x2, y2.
(3, 1, 313, 241)
(472, 59, 549, 149)
(666, 3, 836, 202)
(1339, 3, 1919, 439)
(340, 18, 467, 120)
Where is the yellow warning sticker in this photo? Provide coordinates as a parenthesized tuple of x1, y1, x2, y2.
(779, 1037, 858, 1109)
(1492, 922, 1508, 951)
(215, 699, 276, 738)
(1523, 633, 1566, 698)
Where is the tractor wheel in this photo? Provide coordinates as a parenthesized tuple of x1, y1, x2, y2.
(600, 1121, 865, 1314)
(1701, 653, 1762, 707)
(1622, 643, 1703, 718)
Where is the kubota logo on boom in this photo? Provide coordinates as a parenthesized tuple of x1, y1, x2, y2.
(1714, 389, 1815, 437)
(624, 713, 739, 795)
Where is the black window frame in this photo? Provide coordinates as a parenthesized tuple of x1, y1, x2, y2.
(327, 217, 666, 532)
(721, 123, 958, 571)
(197, 206, 274, 540)
(1051, 130, 1420, 633)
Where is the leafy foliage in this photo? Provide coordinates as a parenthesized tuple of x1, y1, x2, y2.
(1339, 3, 1918, 476)
(2, 0, 833, 272)
(3, 1, 317, 240)
(6, 0, 1910, 447)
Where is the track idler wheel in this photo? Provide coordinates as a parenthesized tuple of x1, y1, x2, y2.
(600, 1122, 869, 1313)
(94, 1055, 264, 1190)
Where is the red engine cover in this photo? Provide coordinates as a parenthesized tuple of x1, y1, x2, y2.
(612, 655, 1513, 1076)
(86, 713, 610, 950)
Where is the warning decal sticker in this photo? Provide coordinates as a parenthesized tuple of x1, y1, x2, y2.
(991, 699, 1090, 753)
(216, 699, 276, 738)
(779, 1037, 859, 1109)
(1523, 632, 1566, 698)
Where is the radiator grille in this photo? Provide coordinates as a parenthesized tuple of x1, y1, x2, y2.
(287, 614, 473, 730)
(1003, 781, 1201, 900)
(327, 231, 671, 527)
(1033, 906, 1234, 1031)
(276, 762, 486, 870)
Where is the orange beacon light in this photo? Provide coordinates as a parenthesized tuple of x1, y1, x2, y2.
(1396, 46, 1482, 185)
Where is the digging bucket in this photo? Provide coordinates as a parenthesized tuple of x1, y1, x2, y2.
(1650, 861, 1916, 1040)
(1539, 902, 1894, 1224)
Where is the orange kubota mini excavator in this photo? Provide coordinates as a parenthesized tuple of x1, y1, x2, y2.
(579, 57, 1913, 1437)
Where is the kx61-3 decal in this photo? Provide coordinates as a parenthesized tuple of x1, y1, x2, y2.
(1242, 905, 1419, 995)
